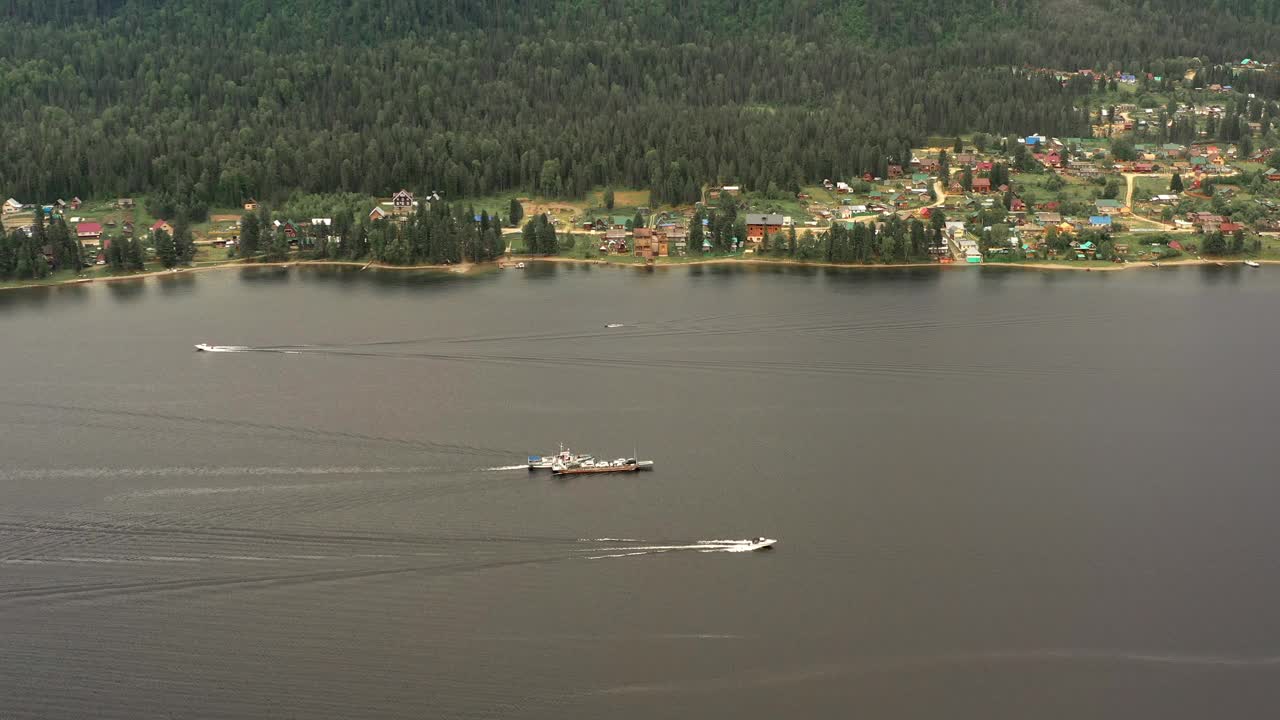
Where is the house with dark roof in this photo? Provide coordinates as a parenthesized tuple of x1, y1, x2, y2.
(744, 213, 785, 246)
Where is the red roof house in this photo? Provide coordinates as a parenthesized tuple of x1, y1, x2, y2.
(76, 222, 102, 239)
(972, 178, 992, 193)
(151, 220, 173, 235)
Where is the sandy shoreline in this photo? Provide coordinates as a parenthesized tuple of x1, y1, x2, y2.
(504, 255, 1278, 273)
(2, 255, 1273, 292)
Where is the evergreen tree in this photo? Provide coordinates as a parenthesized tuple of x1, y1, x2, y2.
(1202, 231, 1228, 256)
(938, 150, 950, 181)
(689, 209, 704, 255)
(240, 212, 260, 257)
(1170, 173, 1184, 192)
(953, 137, 963, 153)
(1239, 133, 1254, 158)
(535, 213, 557, 254)
(125, 236, 145, 271)
(521, 216, 537, 253)
(960, 165, 973, 192)
(173, 214, 195, 263)
(1231, 228, 1246, 254)
(107, 237, 125, 271)
(153, 228, 177, 268)
(909, 219, 926, 257)
(509, 198, 524, 227)
(603, 187, 615, 210)
(265, 226, 290, 262)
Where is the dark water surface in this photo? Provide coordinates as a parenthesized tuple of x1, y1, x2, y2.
(2, 263, 1278, 718)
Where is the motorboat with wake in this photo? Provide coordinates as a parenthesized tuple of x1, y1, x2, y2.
(1245, 260, 1261, 268)
(694, 537, 778, 552)
(743, 537, 777, 551)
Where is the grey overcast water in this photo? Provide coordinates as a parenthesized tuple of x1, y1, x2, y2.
(2, 263, 1279, 719)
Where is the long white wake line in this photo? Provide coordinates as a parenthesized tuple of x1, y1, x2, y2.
(2, 466, 439, 481)
(579, 538, 771, 559)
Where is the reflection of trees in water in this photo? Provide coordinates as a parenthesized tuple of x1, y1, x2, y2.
(238, 267, 292, 284)
(156, 273, 197, 296)
(0, 285, 56, 310)
(1199, 264, 1243, 285)
(105, 280, 147, 302)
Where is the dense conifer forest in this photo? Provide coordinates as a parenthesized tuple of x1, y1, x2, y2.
(1, 1, 1278, 206)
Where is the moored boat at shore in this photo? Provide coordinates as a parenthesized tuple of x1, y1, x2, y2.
(1245, 260, 1261, 268)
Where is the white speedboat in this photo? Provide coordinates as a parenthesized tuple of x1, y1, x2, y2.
(744, 537, 777, 551)
(1245, 260, 1261, 268)
(516, 262, 526, 269)
(194, 343, 213, 351)
(605, 323, 625, 328)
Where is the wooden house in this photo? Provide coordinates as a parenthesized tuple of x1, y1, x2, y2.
(633, 228, 654, 258)
(391, 189, 416, 216)
(663, 226, 688, 255)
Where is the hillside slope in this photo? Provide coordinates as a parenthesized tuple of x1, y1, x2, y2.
(0, 1, 1276, 205)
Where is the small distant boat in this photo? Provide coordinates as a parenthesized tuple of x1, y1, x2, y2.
(516, 262, 526, 269)
(1245, 260, 1261, 268)
(744, 537, 777, 552)
(1149, 262, 1159, 268)
(605, 323, 625, 328)
(194, 343, 213, 352)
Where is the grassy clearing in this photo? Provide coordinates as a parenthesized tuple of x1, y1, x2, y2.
(1015, 172, 1103, 210)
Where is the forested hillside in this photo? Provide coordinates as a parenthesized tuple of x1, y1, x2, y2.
(1, 0, 1278, 207)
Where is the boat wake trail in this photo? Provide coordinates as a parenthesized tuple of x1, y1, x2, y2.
(578, 538, 774, 560)
(1, 466, 439, 482)
(200, 345, 302, 354)
(484, 465, 531, 471)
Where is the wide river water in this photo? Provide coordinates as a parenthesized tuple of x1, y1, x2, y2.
(1, 262, 1278, 718)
